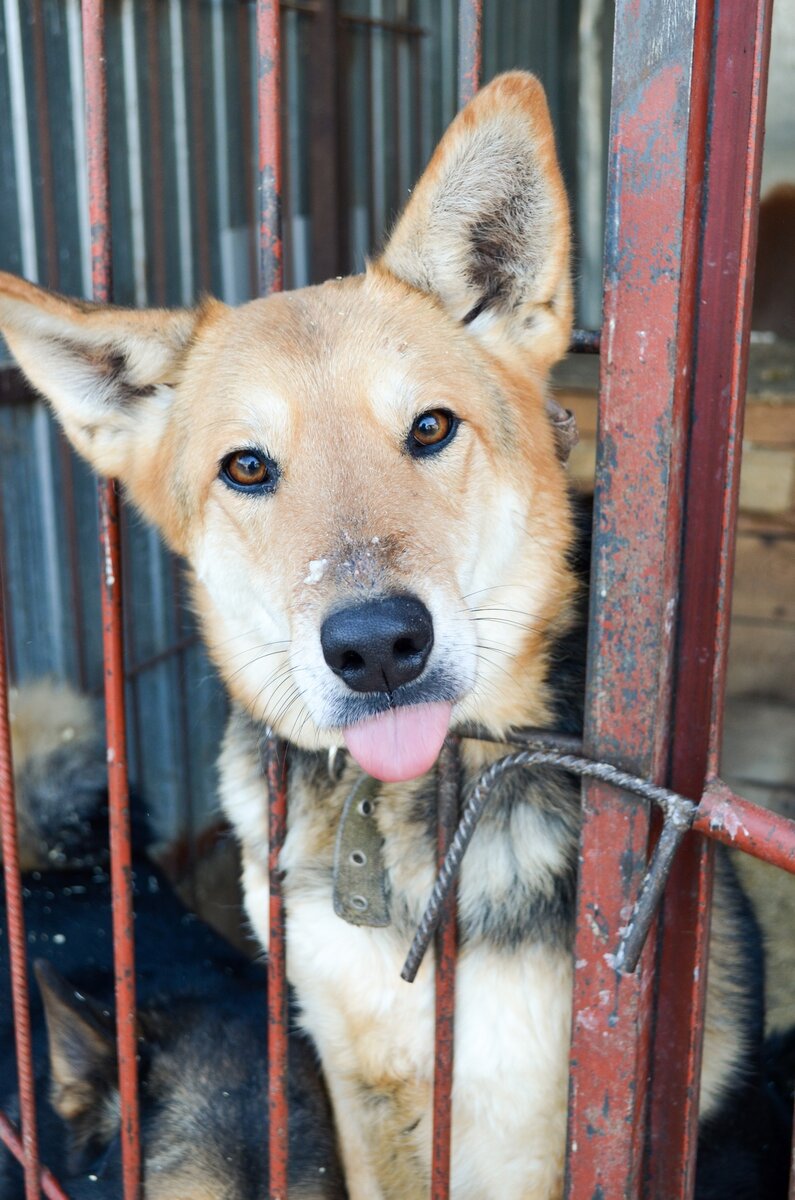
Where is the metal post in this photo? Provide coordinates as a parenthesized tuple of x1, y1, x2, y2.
(649, 0, 774, 1190)
(257, 0, 284, 296)
(431, 737, 461, 1199)
(0, 585, 41, 1200)
(457, 0, 482, 108)
(82, 2, 141, 1196)
(564, 0, 714, 1192)
(256, 9, 286, 1194)
(266, 739, 289, 1200)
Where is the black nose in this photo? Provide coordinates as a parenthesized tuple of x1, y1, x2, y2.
(320, 595, 434, 693)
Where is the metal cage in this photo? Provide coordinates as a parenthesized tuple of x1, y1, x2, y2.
(2, 0, 794, 1198)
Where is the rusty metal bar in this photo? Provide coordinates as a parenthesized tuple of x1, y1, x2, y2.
(256, 6, 287, 1193)
(648, 0, 775, 1190)
(264, 737, 289, 1200)
(0, 1114, 69, 1200)
(257, 0, 283, 295)
(564, 0, 711, 1191)
(696, 780, 795, 872)
(0, 579, 41, 1200)
(431, 737, 461, 1200)
(82, 3, 141, 1197)
(457, 0, 482, 108)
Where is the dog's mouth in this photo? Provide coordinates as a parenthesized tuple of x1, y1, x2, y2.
(342, 700, 453, 783)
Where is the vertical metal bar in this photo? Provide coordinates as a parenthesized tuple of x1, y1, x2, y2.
(257, 0, 283, 296)
(145, 0, 167, 306)
(256, 12, 285, 1191)
(237, 1, 258, 299)
(265, 737, 289, 1200)
(649, 0, 774, 1192)
(188, 0, 212, 294)
(0, 589, 40, 1200)
(457, 0, 481, 108)
(309, 0, 340, 282)
(29, 0, 58, 287)
(81, 3, 141, 1197)
(0, 1114, 70, 1200)
(564, 0, 711, 1194)
(431, 737, 460, 1200)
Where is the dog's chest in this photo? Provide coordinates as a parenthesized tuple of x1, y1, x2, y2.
(272, 759, 576, 1198)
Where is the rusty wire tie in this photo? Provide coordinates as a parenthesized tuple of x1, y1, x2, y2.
(400, 730, 697, 983)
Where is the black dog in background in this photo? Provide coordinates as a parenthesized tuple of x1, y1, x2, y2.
(0, 682, 344, 1199)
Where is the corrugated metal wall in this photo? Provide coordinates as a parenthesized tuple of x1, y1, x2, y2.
(0, 0, 611, 839)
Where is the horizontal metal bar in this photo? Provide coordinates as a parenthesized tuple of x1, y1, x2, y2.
(569, 328, 601, 353)
(124, 633, 201, 680)
(695, 778, 795, 872)
(340, 12, 426, 37)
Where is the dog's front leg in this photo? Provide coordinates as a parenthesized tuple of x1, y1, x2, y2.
(323, 1071, 386, 1200)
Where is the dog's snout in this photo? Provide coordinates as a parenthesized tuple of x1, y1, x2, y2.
(320, 596, 433, 693)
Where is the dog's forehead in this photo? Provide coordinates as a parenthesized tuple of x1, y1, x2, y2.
(197, 274, 478, 411)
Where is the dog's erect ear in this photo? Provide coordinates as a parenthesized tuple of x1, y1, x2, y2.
(0, 271, 205, 478)
(34, 960, 117, 1127)
(378, 71, 572, 366)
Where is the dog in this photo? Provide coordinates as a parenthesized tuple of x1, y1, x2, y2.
(0, 682, 344, 1198)
(0, 72, 790, 1198)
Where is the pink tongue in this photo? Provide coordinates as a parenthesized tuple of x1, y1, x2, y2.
(343, 702, 453, 783)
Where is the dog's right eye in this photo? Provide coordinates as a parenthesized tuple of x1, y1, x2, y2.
(220, 449, 278, 493)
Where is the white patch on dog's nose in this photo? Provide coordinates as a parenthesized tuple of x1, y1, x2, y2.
(304, 558, 328, 585)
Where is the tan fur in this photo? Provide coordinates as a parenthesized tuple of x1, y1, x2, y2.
(0, 73, 754, 1197)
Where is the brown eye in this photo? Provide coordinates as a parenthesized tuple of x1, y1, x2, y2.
(220, 449, 278, 493)
(408, 409, 458, 456)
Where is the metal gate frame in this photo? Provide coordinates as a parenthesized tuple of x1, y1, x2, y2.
(1, 0, 794, 1198)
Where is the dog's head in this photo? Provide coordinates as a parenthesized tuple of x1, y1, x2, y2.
(32, 961, 343, 1198)
(0, 72, 575, 781)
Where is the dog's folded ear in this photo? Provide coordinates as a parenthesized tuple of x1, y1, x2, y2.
(34, 959, 117, 1133)
(377, 71, 572, 368)
(0, 272, 206, 479)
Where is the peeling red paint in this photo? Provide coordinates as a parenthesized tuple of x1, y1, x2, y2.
(566, 0, 714, 1193)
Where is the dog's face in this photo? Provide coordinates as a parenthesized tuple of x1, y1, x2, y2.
(0, 72, 574, 781)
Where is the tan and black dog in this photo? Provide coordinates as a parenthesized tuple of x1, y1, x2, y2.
(0, 73, 790, 1198)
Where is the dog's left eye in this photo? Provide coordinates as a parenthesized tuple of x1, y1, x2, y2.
(408, 409, 458, 457)
(220, 449, 278, 493)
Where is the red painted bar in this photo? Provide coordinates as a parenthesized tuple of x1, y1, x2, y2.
(257, 0, 284, 296)
(266, 739, 289, 1200)
(0, 1114, 69, 1200)
(564, 0, 708, 1193)
(649, 1, 774, 1192)
(82, 2, 141, 1196)
(457, 0, 482, 108)
(431, 738, 461, 1200)
(0, 583, 41, 1200)
(696, 781, 795, 873)
(256, 6, 287, 1195)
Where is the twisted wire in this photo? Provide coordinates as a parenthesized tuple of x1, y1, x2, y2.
(401, 745, 696, 982)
